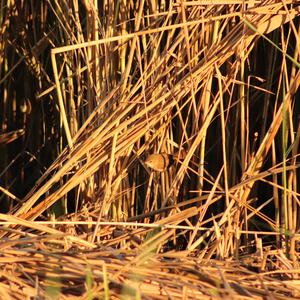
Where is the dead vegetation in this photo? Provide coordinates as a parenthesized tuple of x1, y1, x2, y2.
(0, 0, 300, 299)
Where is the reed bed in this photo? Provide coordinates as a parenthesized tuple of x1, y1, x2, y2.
(0, 0, 299, 298)
(1, 234, 299, 299)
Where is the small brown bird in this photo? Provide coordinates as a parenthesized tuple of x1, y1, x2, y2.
(145, 149, 187, 172)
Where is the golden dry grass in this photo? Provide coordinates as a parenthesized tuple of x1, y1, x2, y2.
(0, 0, 299, 298)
